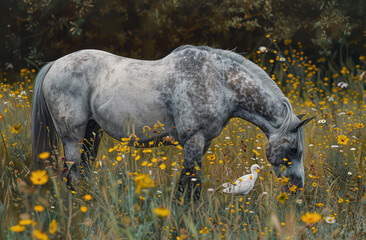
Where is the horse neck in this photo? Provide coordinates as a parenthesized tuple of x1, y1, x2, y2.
(228, 70, 292, 137)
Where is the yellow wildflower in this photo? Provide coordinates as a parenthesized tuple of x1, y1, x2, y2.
(252, 149, 260, 156)
(49, 219, 57, 234)
(280, 176, 289, 185)
(34, 205, 44, 212)
(153, 207, 170, 217)
(33, 229, 49, 240)
(277, 192, 288, 204)
(332, 73, 339, 78)
(10, 124, 22, 134)
(353, 123, 364, 129)
(159, 163, 166, 170)
(301, 212, 321, 224)
(199, 227, 209, 234)
(80, 206, 88, 212)
(84, 194, 92, 201)
(19, 219, 33, 225)
(207, 154, 216, 161)
(284, 39, 292, 45)
(337, 135, 349, 145)
(289, 185, 297, 192)
(9, 224, 26, 232)
(30, 170, 49, 185)
(38, 152, 50, 160)
(134, 174, 155, 194)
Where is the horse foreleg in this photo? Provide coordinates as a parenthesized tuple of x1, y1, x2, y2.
(177, 133, 207, 202)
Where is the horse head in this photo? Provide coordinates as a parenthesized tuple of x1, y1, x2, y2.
(266, 115, 314, 189)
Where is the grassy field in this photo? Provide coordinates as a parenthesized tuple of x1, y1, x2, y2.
(0, 43, 366, 240)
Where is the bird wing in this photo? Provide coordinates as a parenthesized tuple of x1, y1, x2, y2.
(223, 185, 239, 193)
(235, 179, 253, 194)
(235, 174, 252, 184)
(222, 174, 250, 189)
(222, 182, 233, 188)
(223, 174, 254, 194)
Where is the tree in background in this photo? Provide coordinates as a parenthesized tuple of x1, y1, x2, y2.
(1, 0, 365, 69)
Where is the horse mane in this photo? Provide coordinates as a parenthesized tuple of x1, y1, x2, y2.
(173, 45, 285, 101)
(173, 45, 296, 133)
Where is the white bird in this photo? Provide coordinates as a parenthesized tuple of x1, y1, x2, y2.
(222, 164, 264, 194)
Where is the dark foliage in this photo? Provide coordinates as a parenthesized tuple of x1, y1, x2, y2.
(1, 0, 365, 69)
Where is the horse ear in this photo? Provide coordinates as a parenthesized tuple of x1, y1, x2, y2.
(297, 114, 306, 120)
(293, 117, 315, 132)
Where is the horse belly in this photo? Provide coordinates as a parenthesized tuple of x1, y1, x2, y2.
(92, 93, 175, 144)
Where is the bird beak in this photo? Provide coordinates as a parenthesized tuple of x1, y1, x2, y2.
(255, 167, 266, 172)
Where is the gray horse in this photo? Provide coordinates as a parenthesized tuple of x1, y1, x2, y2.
(31, 45, 313, 200)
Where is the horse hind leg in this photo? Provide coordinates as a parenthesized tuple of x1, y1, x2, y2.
(80, 120, 103, 180)
(44, 86, 91, 189)
(56, 120, 89, 190)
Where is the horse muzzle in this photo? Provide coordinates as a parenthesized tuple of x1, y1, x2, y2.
(288, 173, 304, 189)
(273, 164, 305, 189)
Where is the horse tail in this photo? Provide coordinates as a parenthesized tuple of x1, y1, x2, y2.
(31, 62, 56, 167)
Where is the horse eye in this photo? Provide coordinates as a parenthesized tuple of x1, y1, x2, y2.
(289, 148, 297, 154)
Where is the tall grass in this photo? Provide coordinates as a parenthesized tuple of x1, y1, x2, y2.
(0, 44, 365, 239)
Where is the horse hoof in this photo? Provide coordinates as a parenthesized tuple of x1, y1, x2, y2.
(66, 182, 75, 191)
(176, 181, 202, 203)
(66, 172, 79, 190)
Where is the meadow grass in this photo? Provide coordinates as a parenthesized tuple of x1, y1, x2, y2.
(0, 44, 365, 240)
